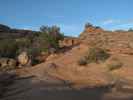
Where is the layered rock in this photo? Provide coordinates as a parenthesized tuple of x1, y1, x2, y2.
(79, 25, 133, 54)
(59, 37, 80, 47)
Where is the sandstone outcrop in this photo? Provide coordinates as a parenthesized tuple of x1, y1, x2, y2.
(0, 58, 17, 71)
(59, 37, 80, 47)
(80, 25, 133, 54)
(17, 52, 30, 66)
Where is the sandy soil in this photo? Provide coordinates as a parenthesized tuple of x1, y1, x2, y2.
(1, 44, 133, 100)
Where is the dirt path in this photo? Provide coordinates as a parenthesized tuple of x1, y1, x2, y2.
(1, 76, 133, 100)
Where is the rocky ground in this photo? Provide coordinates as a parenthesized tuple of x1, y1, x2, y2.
(1, 43, 133, 100)
(1, 25, 133, 100)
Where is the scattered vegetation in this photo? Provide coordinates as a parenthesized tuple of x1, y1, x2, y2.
(0, 39, 18, 58)
(0, 24, 64, 68)
(86, 47, 110, 63)
(106, 59, 123, 71)
(84, 22, 93, 29)
(0, 24, 10, 32)
(78, 47, 110, 65)
(78, 57, 88, 65)
(128, 28, 133, 32)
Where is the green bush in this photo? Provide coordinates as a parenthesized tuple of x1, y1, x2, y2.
(86, 47, 110, 63)
(26, 47, 46, 65)
(107, 60, 123, 71)
(0, 39, 18, 58)
(37, 32, 60, 51)
(16, 38, 32, 49)
(40, 25, 64, 41)
(128, 28, 133, 32)
(85, 22, 93, 29)
(0, 25, 64, 63)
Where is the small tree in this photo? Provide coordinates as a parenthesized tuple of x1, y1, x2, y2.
(85, 47, 110, 63)
(128, 28, 133, 32)
(40, 25, 64, 40)
(0, 39, 18, 58)
(85, 22, 93, 29)
(40, 25, 49, 34)
(40, 25, 64, 47)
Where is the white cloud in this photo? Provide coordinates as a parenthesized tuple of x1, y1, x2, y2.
(102, 19, 120, 25)
(102, 19, 115, 25)
(102, 19, 133, 26)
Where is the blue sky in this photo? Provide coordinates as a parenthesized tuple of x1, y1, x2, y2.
(0, 0, 133, 36)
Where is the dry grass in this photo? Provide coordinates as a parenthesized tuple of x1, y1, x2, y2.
(106, 59, 123, 71)
(77, 57, 87, 66)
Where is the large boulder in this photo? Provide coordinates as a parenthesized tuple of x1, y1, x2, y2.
(0, 58, 17, 71)
(35, 52, 49, 63)
(59, 37, 80, 48)
(0, 58, 8, 67)
(49, 48, 57, 54)
(17, 52, 29, 66)
(8, 59, 17, 67)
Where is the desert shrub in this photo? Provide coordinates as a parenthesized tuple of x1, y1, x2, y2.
(16, 38, 32, 49)
(0, 39, 18, 58)
(128, 28, 133, 32)
(78, 57, 88, 66)
(43, 32, 59, 49)
(40, 25, 64, 41)
(31, 25, 64, 54)
(33, 33, 52, 53)
(27, 47, 41, 58)
(107, 60, 123, 71)
(95, 26, 101, 29)
(0, 25, 64, 65)
(85, 22, 93, 29)
(26, 47, 47, 65)
(0, 24, 10, 32)
(86, 47, 110, 63)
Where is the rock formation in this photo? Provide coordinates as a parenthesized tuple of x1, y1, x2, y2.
(80, 25, 133, 54)
(0, 58, 17, 71)
(17, 52, 30, 66)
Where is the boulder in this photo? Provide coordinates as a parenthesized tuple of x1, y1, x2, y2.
(49, 48, 57, 54)
(46, 54, 58, 61)
(0, 58, 17, 71)
(35, 52, 49, 62)
(59, 37, 80, 47)
(47, 63, 57, 69)
(17, 52, 29, 66)
(0, 58, 8, 67)
(8, 59, 17, 67)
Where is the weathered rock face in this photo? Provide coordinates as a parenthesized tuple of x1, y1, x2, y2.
(79, 26, 105, 40)
(59, 37, 80, 47)
(17, 52, 29, 66)
(49, 48, 57, 54)
(79, 26, 133, 54)
(0, 58, 17, 71)
(8, 59, 17, 67)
